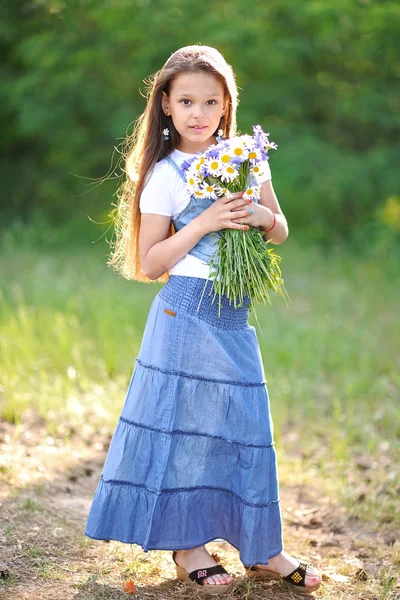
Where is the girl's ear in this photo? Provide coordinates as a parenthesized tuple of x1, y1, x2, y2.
(161, 91, 170, 116)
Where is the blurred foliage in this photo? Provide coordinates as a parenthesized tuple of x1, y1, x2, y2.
(1, 0, 399, 247)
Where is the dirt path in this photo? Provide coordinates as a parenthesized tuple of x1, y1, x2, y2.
(0, 419, 398, 600)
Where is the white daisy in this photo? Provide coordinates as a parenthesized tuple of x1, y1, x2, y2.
(202, 183, 218, 199)
(219, 151, 232, 165)
(220, 164, 239, 183)
(240, 134, 253, 147)
(205, 157, 223, 176)
(247, 148, 263, 163)
(243, 186, 261, 200)
(250, 164, 267, 181)
(215, 186, 232, 198)
(228, 139, 249, 161)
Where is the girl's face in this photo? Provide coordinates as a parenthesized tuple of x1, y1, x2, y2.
(162, 71, 226, 154)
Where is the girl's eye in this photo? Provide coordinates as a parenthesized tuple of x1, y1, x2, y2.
(179, 99, 218, 106)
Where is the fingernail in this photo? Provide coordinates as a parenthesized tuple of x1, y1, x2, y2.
(244, 225, 249, 230)
(247, 199, 253, 203)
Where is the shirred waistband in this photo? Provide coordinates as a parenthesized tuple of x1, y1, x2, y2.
(158, 275, 251, 329)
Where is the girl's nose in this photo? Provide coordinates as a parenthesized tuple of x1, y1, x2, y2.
(193, 107, 205, 119)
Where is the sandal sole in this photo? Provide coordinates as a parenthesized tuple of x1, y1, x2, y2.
(244, 567, 321, 592)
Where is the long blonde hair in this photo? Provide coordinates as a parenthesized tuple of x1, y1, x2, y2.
(107, 45, 239, 283)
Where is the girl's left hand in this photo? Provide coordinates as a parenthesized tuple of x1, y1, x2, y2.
(230, 198, 273, 229)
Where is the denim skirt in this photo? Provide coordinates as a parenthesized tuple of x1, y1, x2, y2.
(84, 275, 283, 565)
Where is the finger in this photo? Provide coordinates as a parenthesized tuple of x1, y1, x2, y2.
(226, 197, 252, 209)
(230, 204, 253, 213)
(222, 192, 245, 203)
(230, 207, 252, 218)
(226, 221, 249, 230)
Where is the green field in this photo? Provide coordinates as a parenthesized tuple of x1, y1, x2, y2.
(1, 231, 399, 532)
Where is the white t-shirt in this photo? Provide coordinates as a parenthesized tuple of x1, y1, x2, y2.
(139, 148, 272, 279)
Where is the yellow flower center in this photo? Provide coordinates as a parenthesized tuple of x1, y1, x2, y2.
(253, 166, 260, 173)
(189, 177, 195, 185)
(210, 161, 219, 170)
(249, 151, 257, 159)
(234, 148, 243, 156)
(246, 189, 253, 196)
(200, 157, 205, 164)
(206, 185, 214, 192)
(221, 154, 230, 163)
(227, 167, 235, 174)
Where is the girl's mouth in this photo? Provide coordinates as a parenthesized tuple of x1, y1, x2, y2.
(189, 125, 208, 132)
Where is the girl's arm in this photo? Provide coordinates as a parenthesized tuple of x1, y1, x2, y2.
(139, 214, 208, 280)
(140, 192, 250, 280)
(257, 180, 289, 244)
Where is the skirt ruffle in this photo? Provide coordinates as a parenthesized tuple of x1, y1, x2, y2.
(85, 276, 283, 564)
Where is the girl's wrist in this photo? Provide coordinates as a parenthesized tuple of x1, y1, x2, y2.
(261, 208, 276, 233)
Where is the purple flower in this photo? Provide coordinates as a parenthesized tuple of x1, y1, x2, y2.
(181, 153, 199, 171)
(217, 140, 230, 151)
(230, 156, 244, 168)
(180, 159, 193, 171)
(205, 148, 220, 159)
(252, 124, 272, 150)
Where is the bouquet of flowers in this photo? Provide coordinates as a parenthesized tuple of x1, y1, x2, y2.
(183, 125, 290, 318)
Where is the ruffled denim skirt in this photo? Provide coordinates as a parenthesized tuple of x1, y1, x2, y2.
(84, 275, 283, 564)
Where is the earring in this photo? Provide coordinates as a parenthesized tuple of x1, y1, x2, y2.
(216, 129, 223, 142)
(163, 128, 170, 141)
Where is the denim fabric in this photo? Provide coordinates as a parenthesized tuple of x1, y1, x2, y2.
(166, 157, 260, 265)
(165, 156, 222, 265)
(84, 276, 283, 565)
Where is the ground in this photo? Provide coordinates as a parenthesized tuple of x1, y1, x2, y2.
(0, 416, 398, 600)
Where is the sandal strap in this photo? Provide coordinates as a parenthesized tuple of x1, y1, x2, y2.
(282, 560, 311, 586)
(188, 564, 229, 585)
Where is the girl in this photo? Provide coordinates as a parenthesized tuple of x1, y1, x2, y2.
(85, 45, 321, 594)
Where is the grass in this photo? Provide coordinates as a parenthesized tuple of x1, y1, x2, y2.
(0, 229, 399, 539)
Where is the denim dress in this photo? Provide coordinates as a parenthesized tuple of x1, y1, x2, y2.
(84, 155, 283, 565)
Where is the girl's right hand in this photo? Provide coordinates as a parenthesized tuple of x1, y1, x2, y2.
(197, 192, 252, 234)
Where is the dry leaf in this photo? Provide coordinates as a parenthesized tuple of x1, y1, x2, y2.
(354, 569, 369, 582)
(123, 579, 137, 594)
(211, 553, 222, 563)
(322, 571, 350, 583)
